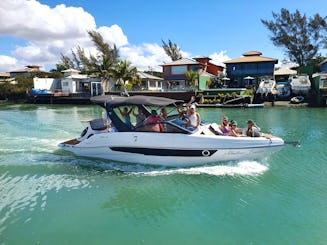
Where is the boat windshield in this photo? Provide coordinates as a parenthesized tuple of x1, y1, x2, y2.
(109, 105, 191, 134)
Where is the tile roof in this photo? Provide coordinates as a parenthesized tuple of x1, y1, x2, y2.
(138, 71, 163, 80)
(62, 68, 81, 73)
(161, 58, 200, 66)
(274, 68, 297, 75)
(224, 51, 278, 64)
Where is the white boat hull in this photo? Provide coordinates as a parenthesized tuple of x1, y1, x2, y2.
(290, 75, 311, 95)
(59, 132, 284, 167)
(291, 86, 311, 95)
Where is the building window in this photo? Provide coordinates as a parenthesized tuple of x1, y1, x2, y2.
(244, 63, 257, 74)
(189, 65, 199, 71)
(149, 81, 156, 88)
(171, 65, 187, 75)
(164, 67, 170, 75)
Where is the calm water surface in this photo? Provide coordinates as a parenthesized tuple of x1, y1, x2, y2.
(0, 103, 327, 244)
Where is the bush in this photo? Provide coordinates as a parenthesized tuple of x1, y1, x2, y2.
(0, 77, 33, 99)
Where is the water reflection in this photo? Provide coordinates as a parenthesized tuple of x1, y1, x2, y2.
(99, 160, 268, 226)
(0, 172, 89, 234)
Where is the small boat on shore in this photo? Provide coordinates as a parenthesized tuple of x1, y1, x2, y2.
(290, 95, 304, 104)
(58, 95, 284, 167)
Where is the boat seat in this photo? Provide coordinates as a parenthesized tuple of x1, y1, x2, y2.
(208, 123, 223, 135)
(201, 127, 216, 136)
(90, 119, 107, 131)
(171, 118, 187, 127)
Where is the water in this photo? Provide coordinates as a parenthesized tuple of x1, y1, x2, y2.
(0, 103, 327, 244)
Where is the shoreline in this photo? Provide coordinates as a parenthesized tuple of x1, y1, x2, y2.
(0, 100, 310, 108)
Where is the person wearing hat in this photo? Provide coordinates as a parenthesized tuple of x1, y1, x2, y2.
(243, 119, 261, 137)
(228, 120, 242, 137)
(185, 104, 201, 129)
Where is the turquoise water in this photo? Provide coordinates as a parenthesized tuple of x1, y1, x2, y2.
(1, 103, 327, 244)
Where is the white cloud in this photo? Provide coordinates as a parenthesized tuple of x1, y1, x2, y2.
(209, 51, 230, 67)
(98, 25, 128, 48)
(276, 59, 299, 69)
(0, 55, 19, 72)
(0, 0, 130, 71)
(120, 43, 171, 72)
(0, 0, 96, 41)
(0, 0, 226, 74)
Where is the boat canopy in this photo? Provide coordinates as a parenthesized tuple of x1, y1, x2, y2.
(91, 95, 188, 133)
(91, 95, 183, 108)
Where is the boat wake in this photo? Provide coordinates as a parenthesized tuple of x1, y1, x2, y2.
(135, 161, 268, 177)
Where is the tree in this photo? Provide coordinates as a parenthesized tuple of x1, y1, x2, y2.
(261, 9, 327, 66)
(87, 30, 119, 72)
(184, 70, 198, 88)
(162, 39, 182, 61)
(111, 60, 140, 91)
(55, 30, 120, 94)
(58, 53, 74, 70)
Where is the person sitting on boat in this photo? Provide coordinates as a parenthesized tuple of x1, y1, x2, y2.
(108, 121, 118, 132)
(101, 111, 110, 127)
(177, 103, 189, 120)
(243, 119, 262, 137)
(177, 96, 196, 119)
(144, 110, 162, 132)
(219, 114, 230, 136)
(118, 106, 134, 127)
(184, 104, 201, 130)
(133, 106, 146, 128)
(160, 107, 168, 120)
(228, 120, 242, 137)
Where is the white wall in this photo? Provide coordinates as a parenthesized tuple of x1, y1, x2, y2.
(33, 77, 58, 91)
(61, 79, 74, 93)
(147, 80, 163, 91)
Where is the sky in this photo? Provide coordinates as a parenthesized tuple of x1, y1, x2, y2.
(0, 0, 326, 72)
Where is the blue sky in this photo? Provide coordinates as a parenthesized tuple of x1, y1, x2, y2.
(0, 0, 326, 72)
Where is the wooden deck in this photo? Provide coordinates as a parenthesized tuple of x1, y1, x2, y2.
(61, 138, 80, 145)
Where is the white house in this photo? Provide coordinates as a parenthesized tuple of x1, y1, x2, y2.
(33, 69, 102, 96)
(138, 71, 164, 91)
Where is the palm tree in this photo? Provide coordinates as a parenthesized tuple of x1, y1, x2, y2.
(87, 30, 119, 94)
(184, 70, 198, 89)
(162, 39, 182, 61)
(56, 30, 119, 94)
(111, 60, 140, 93)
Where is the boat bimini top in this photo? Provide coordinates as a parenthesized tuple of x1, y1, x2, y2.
(90, 95, 187, 133)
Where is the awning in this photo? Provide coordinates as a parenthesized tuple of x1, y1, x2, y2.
(274, 68, 297, 76)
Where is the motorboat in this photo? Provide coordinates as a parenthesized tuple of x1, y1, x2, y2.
(58, 95, 284, 167)
(290, 74, 311, 95)
(276, 82, 291, 98)
(290, 95, 304, 104)
(256, 78, 277, 96)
